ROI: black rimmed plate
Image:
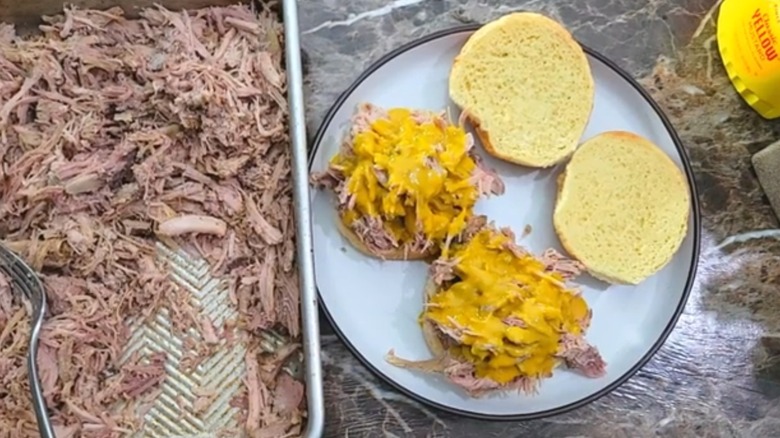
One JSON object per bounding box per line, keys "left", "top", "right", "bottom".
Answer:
{"left": 308, "top": 25, "right": 700, "bottom": 420}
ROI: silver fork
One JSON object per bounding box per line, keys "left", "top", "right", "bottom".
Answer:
{"left": 0, "top": 244, "right": 56, "bottom": 438}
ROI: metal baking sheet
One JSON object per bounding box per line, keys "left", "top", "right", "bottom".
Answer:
{"left": 0, "top": 1, "right": 324, "bottom": 436}
{"left": 281, "top": 0, "right": 325, "bottom": 435}
{"left": 122, "top": 244, "right": 249, "bottom": 437}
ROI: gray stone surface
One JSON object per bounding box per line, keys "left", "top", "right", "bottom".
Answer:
{"left": 297, "top": 0, "right": 780, "bottom": 436}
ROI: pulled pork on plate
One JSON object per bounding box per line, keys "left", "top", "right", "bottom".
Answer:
{"left": 310, "top": 103, "right": 505, "bottom": 260}
{"left": 387, "top": 222, "right": 605, "bottom": 396}
{"left": 0, "top": 4, "right": 304, "bottom": 437}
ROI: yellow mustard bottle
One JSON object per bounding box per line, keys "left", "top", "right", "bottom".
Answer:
{"left": 718, "top": 0, "right": 780, "bottom": 119}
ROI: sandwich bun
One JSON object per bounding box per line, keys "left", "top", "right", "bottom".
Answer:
{"left": 336, "top": 218, "right": 437, "bottom": 261}
{"left": 420, "top": 277, "right": 447, "bottom": 357}
{"left": 449, "top": 12, "right": 594, "bottom": 168}
{"left": 553, "top": 131, "right": 690, "bottom": 285}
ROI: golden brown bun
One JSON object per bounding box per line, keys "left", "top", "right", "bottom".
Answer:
{"left": 336, "top": 217, "right": 437, "bottom": 261}
{"left": 449, "top": 12, "right": 594, "bottom": 168}
{"left": 420, "top": 277, "right": 447, "bottom": 357}
{"left": 468, "top": 119, "right": 530, "bottom": 166}
{"left": 553, "top": 131, "right": 690, "bottom": 285}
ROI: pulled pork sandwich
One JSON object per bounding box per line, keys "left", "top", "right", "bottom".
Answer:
{"left": 311, "top": 103, "right": 504, "bottom": 260}
{"left": 388, "top": 221, "right": 605, "bottom": 396}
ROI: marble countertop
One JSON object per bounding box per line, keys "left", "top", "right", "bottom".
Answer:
{"left": 297, "top": 0, "right": 780, "bottom": 436}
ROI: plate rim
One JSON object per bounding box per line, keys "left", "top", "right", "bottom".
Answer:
{"left": 308, "top": 23, "right": 702, "bottom": 421}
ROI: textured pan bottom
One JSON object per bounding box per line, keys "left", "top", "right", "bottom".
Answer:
{"left": 121, "top": 244, "right": 245, "bottom": 437}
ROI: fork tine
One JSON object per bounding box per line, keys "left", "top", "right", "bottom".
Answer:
{"left": 0, "top": 251, "right": 14, "bottom": 272}
{"left": 0, "top": 245, "right": 38, "bottom": 282}
{"left": 0, "top": 247, "right": 42, "bottom": 304}
{"left": 0, "top": 244, "right": 34, "bottom": 274}
{"left": 0, "top": 243, "right": 18, "bottom": 260}
{"left": 0, "top": 251, "right": 34, "bottom": 287}
{"left": 1, "top": 256, "right": 34, "bottom": 283}
{"left": 0, "top": 244, "right": 54, "bottom": 438}
{"left": 12, "top": 267, "right": 41, "bottom": 294}
{"left": 3, "top": 266, "right": 35, "bottom": 301}
{"left": 0, "top": 266, "right": 31, "bottom": 301}
{"left": 14, "top": 275, "right": 37, "bottom": 302}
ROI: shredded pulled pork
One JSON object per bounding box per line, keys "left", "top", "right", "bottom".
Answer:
{"left": 471, "top": 154, "right": 505, "bottom": 196}
{"left": 311, "top": 103, "right": 504, "bottom": 256}
{"left": 387, "top": 322, "right": 606, "bottom": 396}
{"left": 429, "top": 258, "right": 458, "bottom": 285}
{"left": 557, "top": 333, "right": 606, "bottom": 378}
{"left": 540, "top": 248, "right": 586, "bottom": 281}
{"left": 388, "top": 225, "right": 605, "bottom": 396}
{"left": 350, "top": 215, "right": 399, "bottom": 252}
{"left": 0, "top": 5, "right": 304, "bottom": 436}
{"left": 158, "top": 214, "right": 228, "bottom": 237}
{"left": 386, "top": 350, "right": 539, "bottom": 397}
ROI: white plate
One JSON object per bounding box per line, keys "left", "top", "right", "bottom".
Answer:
{"left": 308, "top": 26, "right": 700, "bottom": 420}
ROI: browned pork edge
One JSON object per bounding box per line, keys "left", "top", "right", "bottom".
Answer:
{"left": 389, "top": 227, "right": 605, "bottom": 396}
{"left": 310, "top": 103, "right": 506, "bottom": 256}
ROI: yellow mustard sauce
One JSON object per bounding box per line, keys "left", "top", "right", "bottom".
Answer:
{"left": 422, "top": 229, "right": 591, "bottom": 384}
{"left": 718, "top": 0, "right": 780, "bottom": 119}
{"left": 330, "top": 108, "right": 478, "bottom": 244}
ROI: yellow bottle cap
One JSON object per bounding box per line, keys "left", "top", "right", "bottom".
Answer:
{"left": 717, "top": 0, "right": 780, "bottom": 119}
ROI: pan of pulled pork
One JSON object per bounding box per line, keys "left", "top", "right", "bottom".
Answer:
{"left": 0, "top": 1, "right": 323, "bottom": 437}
